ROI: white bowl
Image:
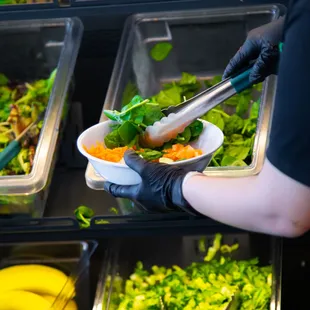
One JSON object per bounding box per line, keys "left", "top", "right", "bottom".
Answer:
{"left": 77, "top": 120, "right": 224, "bottom": 185}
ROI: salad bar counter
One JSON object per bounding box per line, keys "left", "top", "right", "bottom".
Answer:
{"left": 1, "top": 0, "right": 309, "bottom": 309}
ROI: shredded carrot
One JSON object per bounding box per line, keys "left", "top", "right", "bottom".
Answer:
{"left": 163, "top": 144, "right": 202, "bottom": 161}
{"left": 84, "top": 142, "right": 130, "bottom": 163}
{"left": 85, "top": 142, "right": 202, "bottom": 163}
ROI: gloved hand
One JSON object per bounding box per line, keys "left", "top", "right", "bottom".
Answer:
{"left": 103, "top": 150, "right": 201, "bottom": 215}
{"left": 222, "top": 17, "right": 285, "bottom": 84}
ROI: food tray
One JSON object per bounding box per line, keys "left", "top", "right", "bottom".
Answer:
{"left": 0, "top": 240, "right": 97, "bottom": 310}
{"left": 93, "top": 233, "right": 282, "bottom": 310}
{"left": 85, "top": 5, "right": 284, "bottom": 190}
{"left": 0, "top": 18, "right": 83, "bottom": 216}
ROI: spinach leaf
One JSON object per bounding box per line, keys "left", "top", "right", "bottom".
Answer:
{"left": 174, "top": 127, "right": 191, "bottom": 144}
{"left": 150, "top": 42, "right": 173, "bottom": 61}
{"left": 236, "top": 95, "right": 250, "bottom": 116}
{"left": 104, "top": 129, "right": 123, "bottom": 149}
{"left": 138, "top": 149, "right": 163, "bottom": 161}
{"left": 223, "top": 114, "right": 244, "bottom": 136}
{"left": 188, "top": 120, "right": 204, "bottom": 140}
{"left": 104, "top": 96, "right": 147, "bottom": 123}
{"left": 250, "top": 100, "right": 260, "bottom": 119}
{"left": 143, "top": 104, "right": 165, "bottom": 126}
{"left": 180, "top": 72, "right": 197, "bottom": 85}
{"left": 153, "top": 86, "right": 182, "bottom": 108}
{"left": 202, "top": 110, "right": 225, "bottom": 131}
{"left": 118, "top": 121, "right": 139, "bottom": 145}
{"left": 221, "top": 155, "right": 247, "bottom": 167}
{"left": 224, "top": 145, "right": 250, "bottom": 161}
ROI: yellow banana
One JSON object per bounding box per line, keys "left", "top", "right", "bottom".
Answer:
{"left": 0, "top": 265, "right": 75, "bottom": 298}
{"left": 0, "top": 290, "right": 50, "bottom": 310}
{"left": 41, "top": 295, "right": 78, "bottom": 310}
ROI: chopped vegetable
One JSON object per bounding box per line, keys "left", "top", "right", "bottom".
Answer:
{"left": 105, "top": 234, "right": 272, "bottom": 310}
{"left": 162, "top": 144, "right": 202, "bottom": 162}
{"left": 74, "top": 205, "right": 94, "bottom": 229}
{"left": 85, "top": 143, "right": 130, "bottom": 163}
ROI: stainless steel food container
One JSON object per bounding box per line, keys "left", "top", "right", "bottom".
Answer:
{"left": 0, "top": 18, "right": 83, "bottom": 216}
{"left": 85, "top": 5, "right": 284, "bottom": 190}
{"left": 93, "top": 233, "right": 282, "bottom": 310}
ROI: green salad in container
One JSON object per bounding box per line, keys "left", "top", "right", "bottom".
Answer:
{"left": 103, "top": 234, "right": 272, "bottom": 310}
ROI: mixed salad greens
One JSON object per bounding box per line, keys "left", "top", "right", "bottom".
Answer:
{"left": 103, "top": 233, "right": 272, "bottom": 310}
{"left": 103, "top": 90, "right": 204, "bottom": 161}
{"left": 120, "top": 72, "right": 262, "bottom": 167}
{"left": 0, "top": 70, "right": 56, "bottom": 176}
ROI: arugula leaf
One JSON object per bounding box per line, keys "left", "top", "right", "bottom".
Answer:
{"left": 150, "top": 42, "right": 173, "bottom": 61}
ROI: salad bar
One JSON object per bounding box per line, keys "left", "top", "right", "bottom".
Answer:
{"left": 1, "top": 1, "right": 309, "bottom": 310}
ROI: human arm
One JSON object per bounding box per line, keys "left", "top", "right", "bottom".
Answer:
{"left": 183, "top": 160, "right": 310, "bottom": 237}
{"left": 104, "top": 4, "right": 310, "bottom": 237}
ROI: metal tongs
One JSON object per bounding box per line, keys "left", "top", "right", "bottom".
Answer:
{"left": 142, "top": 67, "right": 254, "bottom": 148}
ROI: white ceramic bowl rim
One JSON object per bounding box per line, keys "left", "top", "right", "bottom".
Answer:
{"left": 77, "top": 119, "right": 224, "bottom": 168}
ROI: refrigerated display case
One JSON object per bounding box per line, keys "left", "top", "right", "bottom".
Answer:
{"left": 93, "top": 233, "right": 282, "bottom": 310}
{"left": 0, "top": 18, "right": 83, "bottom": 217}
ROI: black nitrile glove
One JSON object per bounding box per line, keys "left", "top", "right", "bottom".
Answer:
{"left": 223, "top": 17, "right": 285, "bottom": 84}
{"left": 103, "top": 150, "right": 200, "bottom": 215}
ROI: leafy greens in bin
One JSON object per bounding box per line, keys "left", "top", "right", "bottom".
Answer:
{"left": 103, "top": 233, "right": 273, "bottom": 310}
{"left": 0, "top": 70, "right": 56, "bottom": 176}
{"left": 126, "top": 72, "right": 261, "bottom": 167}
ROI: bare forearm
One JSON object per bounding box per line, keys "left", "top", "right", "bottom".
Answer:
{"left": 182, "top": 160, "right": 310, "bottom": 236}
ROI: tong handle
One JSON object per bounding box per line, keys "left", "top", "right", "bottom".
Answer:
{"left": 230, "top": 68, "right": 252, "bottom": 93}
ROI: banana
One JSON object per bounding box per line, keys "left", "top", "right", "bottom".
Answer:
{"left": 41, "top": 295, "right": 78, "bottom": 310}
{"left": 0, "top": 290, "right": 50, "bottom": 310}
{"left": 0, "top": 265, "right": 75, "bottom": 298}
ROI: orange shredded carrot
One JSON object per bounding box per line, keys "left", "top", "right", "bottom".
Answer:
{"left": 163, "top": 144, "right": 202, "bottom": 161}
{"left": 84, "top": 142, "right": 130, "bottom": 163}
{"left": 85, "top": 142, "right": 202, "bottom": 163}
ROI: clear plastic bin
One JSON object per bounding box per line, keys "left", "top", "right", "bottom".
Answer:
{"left": 86, "top": 5, "right": 285, "bottom": 190}
{"left": 0, "top": 18, "right": 83, "bottom": 217}
{"left": 0, "top": 240, "right": 97, "bottom": 310}
{"left": 93, "top": 233, "right": 282, "bottom": 310}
